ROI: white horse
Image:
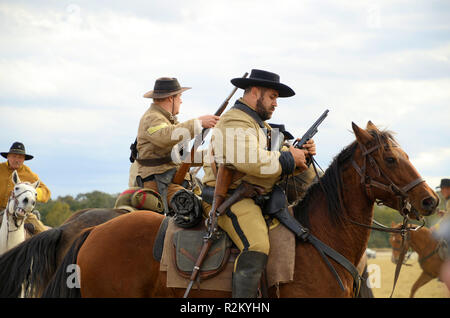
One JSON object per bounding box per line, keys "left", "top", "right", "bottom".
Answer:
{"left": 0, "top": 170, "right": 39, "bottom": 255}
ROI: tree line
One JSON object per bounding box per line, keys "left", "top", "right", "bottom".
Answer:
{"left": 35, "top": 190, "right": 445, "bottom": 248}
{"left": 36, "top": 191, "right": 118, "bottom": 227}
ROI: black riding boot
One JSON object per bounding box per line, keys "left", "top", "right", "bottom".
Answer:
{"left": 232, "top": 251, "right": 268, "bottom": 298}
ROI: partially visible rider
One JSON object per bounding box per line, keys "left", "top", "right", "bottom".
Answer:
{"left": 0, "top": 142, "right": 51, "bottom": 234}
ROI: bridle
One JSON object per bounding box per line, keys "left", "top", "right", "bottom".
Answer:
{"left": 351, "top": 141, "right": 425, "bottom": 216}
{"left": 349, "top": 138, "right": 426, "bottom": 297}
{"left": 5, "top": 187, "right": 36, "bottom": 230}
{"left": 284, "top": 132, "right": 428, "bottom": 297}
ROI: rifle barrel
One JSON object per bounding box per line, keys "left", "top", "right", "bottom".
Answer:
{"left": 294, "top": 109, "right": 329, "bottom": 149}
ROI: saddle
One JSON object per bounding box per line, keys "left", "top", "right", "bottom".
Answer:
{"left": 172, "top": 226, "right": 234, "bottom": 280}
{"left": 156, "top": 216, "right": 296, "bottom": 292}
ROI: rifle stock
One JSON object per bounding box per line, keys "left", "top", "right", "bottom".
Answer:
{"left": 172, "top": 72, "right": 249, "bottom": 185}
{"left": 183, "top": 164, "right": 234, "bottom": 298}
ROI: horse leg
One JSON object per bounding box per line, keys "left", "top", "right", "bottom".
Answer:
{"left": 409, "top": 271, "right": 433, "bottom": 298}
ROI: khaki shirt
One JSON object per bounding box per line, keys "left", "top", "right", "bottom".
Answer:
{"left": 203, "top": 99, "right": 287, "bottom": 194}
{"left": 0, "top": 161, "right": 51, "bottom": 210}
{"left": 136, "top": 103, "right": 201, "bottom": 178}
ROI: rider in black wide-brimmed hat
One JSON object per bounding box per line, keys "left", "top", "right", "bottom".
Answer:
{"left": 1, "top": 142, "right": 34, "bottom": 161}
{"left": 201, "top": 69, "right": 316, "bottom": 298}
{"left": 0, "top": 141, "right": 51, "bottom": 234}
{"left": 231, "top": 69, "right": 295, "bottom": 98}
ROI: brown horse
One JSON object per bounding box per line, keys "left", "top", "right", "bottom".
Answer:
{"left": 0, "top": 207, "right": 130, "bottom": 297}
{"left": 389, "top": 222, "right": 445, "bottom": 297}
{"left": 43, "top": 122, "right": 439, "bottom": 298}
{"left": 0, "top": 175, "right": 323, "bottom": 298}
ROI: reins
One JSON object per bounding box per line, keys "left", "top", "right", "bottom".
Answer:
{"left": 284, "top": 158, "right": 362, "bottom": 297}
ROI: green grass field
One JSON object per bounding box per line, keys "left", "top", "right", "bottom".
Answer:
{"left": 366, "top": 249, "right": 449, "bottom": 298}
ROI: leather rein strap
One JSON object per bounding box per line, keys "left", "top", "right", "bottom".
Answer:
{"left": 295, "top": 223, "right": 362, "bottom": 297}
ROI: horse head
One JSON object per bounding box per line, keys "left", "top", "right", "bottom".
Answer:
{"left": 351, "top": 121, "right": 439, "bottom": 218}
{"left": 7, "top": 171, "right": 39, "bottom": 223}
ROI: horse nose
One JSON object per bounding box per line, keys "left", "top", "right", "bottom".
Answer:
{"left": 23, "top": 198, "right": 29, "bottom": 204}
{"left": 421, "top": 196, "right": 437, "bottom": 213}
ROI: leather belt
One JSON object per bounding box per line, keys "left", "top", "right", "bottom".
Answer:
{"left": 136, "top": 155, "right": 172, "bottom": 167}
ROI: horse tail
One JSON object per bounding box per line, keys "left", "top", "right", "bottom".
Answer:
{"left": 0, "top": 228, "right": 63, "bottom": 298}
{"left": 42, "top": 227, "right": 93, "bottom": 298}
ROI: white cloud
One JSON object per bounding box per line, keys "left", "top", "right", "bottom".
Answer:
{"left": 0, "top": 0, "right": 449, "bottom": 197}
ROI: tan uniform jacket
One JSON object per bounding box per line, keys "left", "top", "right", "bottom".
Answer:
{"left": 136, "top": 103, "right": 201, "bottom": 178}
{"left": 0, "top": 161, "right": 51, "bottom": 210}
{"left": 203, "top": 99, "right": 296, "bottom": 194}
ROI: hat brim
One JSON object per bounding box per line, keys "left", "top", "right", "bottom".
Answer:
{"left": 231, "top": 78, "right": 295, "bottom": 97}
{"left": 143, "top": 87, "right": 191, "bottom": 99}
{"left": 1, "top": 152, "right": 33, "bottom": 160}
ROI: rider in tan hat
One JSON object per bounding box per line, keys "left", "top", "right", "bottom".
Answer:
{"left": 136, "top": 77, "right": 219, "bottom": 215}
{"left": 0, "top": 142, "right": 51, "bottom": 234}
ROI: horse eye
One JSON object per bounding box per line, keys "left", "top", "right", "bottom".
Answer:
{"left": 15, "top": 187, "right": 19, "bottom": 191}
{"left": 385, "top": 157, "right": 396, "bottom": 164}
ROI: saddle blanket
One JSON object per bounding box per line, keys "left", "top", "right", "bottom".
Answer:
{"left": 160, "top": 217, "right": 296, "bottom": 292}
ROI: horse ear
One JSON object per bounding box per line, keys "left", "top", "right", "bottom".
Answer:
{"left": 11, "top": 170, "right": 21, "bottom": 185}
{"left": 366, "top": 120, "right": 380, "bottom": 133}
{"left": 352, "top": 122, "right": 374, "bottom": 145}
{"left": 32, "top": 180, "right": 40, "bottom": 189}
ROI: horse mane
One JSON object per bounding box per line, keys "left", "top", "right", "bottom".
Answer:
{"left": 294, "top": 128, "right": 397, "bottom": 228}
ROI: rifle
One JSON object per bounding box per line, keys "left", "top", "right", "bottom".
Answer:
{"left": 292, "top": 109, "right": 329, "bottom": 149}
{"left": 172, "top": 72, "right": 249, "bottom": 185}
{"left": 183, "top": 165, "right": 263, "bottom": 298}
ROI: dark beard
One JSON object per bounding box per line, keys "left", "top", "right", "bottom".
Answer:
{"left": 255, "top": 97, "right": 271, "bottom": 121}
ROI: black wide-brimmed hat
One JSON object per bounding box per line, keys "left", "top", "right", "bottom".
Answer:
{"left": 231, "top": 69, "right": 295, "bottom": 97}
{"left": 1, "top": 142, "right": 34, "bottom": 160}
{"left": 143, "top": 77, "right": 191, "bottom": 99}
{"left": 269, "top": 123, "right": 295, "bottom": 140}
{"left": 437, "top": 178, "right": 450, "bottom": 189}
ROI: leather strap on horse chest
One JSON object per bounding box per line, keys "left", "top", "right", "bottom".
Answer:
{"left": 299, "top": 228, "right": 362, "bottom": 297}
{"left": 270, "top": 207, "right": 362, "bottom": 296}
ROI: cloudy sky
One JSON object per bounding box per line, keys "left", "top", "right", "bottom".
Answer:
{"left": 1, "top": 0, "right": 449, "bottom": 198}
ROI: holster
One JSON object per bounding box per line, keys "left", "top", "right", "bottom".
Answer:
{"left": 262, "top": 184, "right": 309, "bottom": 241}
{"left": 153, "top": 168, "right": 177, "bottom": 215}
{"left": 201, "top": 182, "right": 264, "bottom": 215}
